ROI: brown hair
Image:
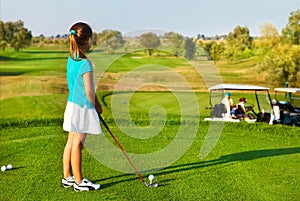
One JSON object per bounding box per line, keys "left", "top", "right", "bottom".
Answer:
{"left": 239, "top": 97, "right": 246, "bottom": 102}
{"left": 69, "top": 22, "right": 93, "bottom": 60}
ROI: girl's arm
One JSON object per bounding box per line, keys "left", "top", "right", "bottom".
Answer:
{"left": 83, "top": 72, "right": 102, "bottom": 114}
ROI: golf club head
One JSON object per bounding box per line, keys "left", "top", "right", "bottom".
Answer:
{"left": 144, "top": 181, "right": 159, "bottom": 187}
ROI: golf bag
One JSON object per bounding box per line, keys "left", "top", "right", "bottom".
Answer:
{"left": 211, "top": 104, "right": 226, "bottom": 118}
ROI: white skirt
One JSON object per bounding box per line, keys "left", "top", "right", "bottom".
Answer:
{"left": 63, "top": 102, "right": 102, "bottom": 134}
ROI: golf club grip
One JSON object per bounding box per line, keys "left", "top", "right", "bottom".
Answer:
{"left": 99, "top": 115, "right": 145, "bottom": 183}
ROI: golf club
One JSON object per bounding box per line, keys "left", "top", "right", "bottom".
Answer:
{"left": 99, "top": 115, "right": 159, "bottom": 188}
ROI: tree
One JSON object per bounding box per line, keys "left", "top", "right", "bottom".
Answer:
{"left": 0, "top": 41, "right": 7, "bottom": 51}
{"left": 0, "top": 20, "right": 32, "bottom": 51}
{"left": 183, "top": 37, "right": 196, "bottom": 60}
{"left": 10, "top": 22, "right": 32, "bottom": 51}
{"left": 257, "top": 43, "right": 300, "bottom": 87}
{"left": 0, "top": 20, "right": 7, "bottom": 51}
{"left": 255, "top": 23, "right": 280, "bottom": 53}
{"left": 196, "top": 33, "right": 206, "bottom": 40}
{"left": 162, "top": 32, "right": 184, "bottom": 56}
{"left": 210, "top": 42, "right": 225, "bottom": 63}
{"left": 225, "top": 25, "right": 252, "bottom": 61}
{"left": 199, "top": 40, "right": 214, "bottom": 59}
{"left": 256, "top": 9, "right": 300, "bottom": 87}
{"left": 97, "top": 30, "right": 124, "bottom": 54}
{"left": 92, "top": 32, "right": 98, "bottom": 45}
{"left": 139, "top": 32, "right": 161, "bottom": 56}
{"left": 282, "top": 9, "right": 300, "bottom": 45}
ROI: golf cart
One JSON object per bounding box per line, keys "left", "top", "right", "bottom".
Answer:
{"left": 271, "top": 88, "right": 300, "bottom": 127}
{"left": 204, "top": 84, "right": 272, "bottom": 123}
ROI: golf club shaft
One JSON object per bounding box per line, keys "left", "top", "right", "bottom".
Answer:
{"left": 99, "top": 115, "right": 145, "bottom": 183}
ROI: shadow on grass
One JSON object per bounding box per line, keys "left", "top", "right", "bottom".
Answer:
{"left": 10, "top": 166, "right": 26, "bottom": 171}
{"left": 93, "top": 175, "right": 174, "bottom": 189}
{"left": 0, "top": 55, "right": 65, "bottom": 62}
{"left": 0, "top": 71, "right": 27, "bottom": 76}
{"left": 158, "top": 147, "right": 300, "bottom": 176}
{"left": 21, "top": 50, "right": 69, "bottom": 54}
{"left": 0, "top": 69, "right": 46, "bottom": 76}
{"left": 20, "top": 49, "right": 103, "bottom": 54}
{"left": 96, "top": 147, "right": 300, "bottom": 188}
{"left": 0, "top": 68, "right": 61, "bottom": 76}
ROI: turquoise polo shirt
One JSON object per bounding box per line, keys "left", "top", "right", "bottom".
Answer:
{"left": 66, "top": 57, "right": 94, "bottom": 109}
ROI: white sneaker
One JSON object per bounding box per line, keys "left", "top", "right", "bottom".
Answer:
{"left": 61, "top": 176, "right": 75, "bottom": 188}
{"left": 73, "top": 178, "right": 100, "bottom": 192}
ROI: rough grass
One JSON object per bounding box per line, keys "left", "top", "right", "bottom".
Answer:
{"left": 0, "top": 47, "right": 67, "bottom": 100}
{"left": 0, "top": 46, "right": 272, "bottom": 101}
{"left": 216, "top": 55, "right": 267, "bottom": 86}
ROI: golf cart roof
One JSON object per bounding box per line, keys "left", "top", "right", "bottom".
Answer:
{"left": 209, "top": 84, "right": 270, "bottom": 91}
{"left": 274, "top": 88, "right": 300, "bottom": 94}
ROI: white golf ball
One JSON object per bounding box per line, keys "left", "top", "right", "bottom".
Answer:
{"left": 7, "top": 164, "right": 12, "bottom": 170}
{"left": 148, "top": 175, "right": 154, "bottom": 180}
{"left": 1, "top": 166, "right": 6, "bottom": 172}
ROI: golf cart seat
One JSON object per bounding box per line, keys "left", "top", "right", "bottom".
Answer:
{"left": 211, "top": 104, "right": 226, "bottom": 118}
{"left": 278, "top": 101, "right": 294, "bottom": 112}
{"left": 235, "top": 105, "right": 247, "bottom": 119}
{"left": 235, "top": 105, "right": 245, "bottom": 115}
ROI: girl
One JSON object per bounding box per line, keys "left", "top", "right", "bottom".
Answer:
{"left": 61, "top": 22, "right": 102, "bottom": 192}
{"left": 235, "top": 97, "right": 248, "bottom": 119}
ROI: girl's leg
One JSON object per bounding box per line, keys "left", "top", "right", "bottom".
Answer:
{"left": 71, "top": 133, "right": 87, "bottom": 184}
{"left": 63, "top": 132, "right": 74, "bottom": 179}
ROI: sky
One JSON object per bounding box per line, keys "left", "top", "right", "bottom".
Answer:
{"left": 1, "top": 0, "right": 299, "bottom": 37}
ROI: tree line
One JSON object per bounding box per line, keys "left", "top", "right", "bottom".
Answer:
{"left": 1, "top": 9, "right": 299, "bottom": 87}
{"left": 0, "top": 20, "right": 32, "bottom": 51}
{"left": 202, "top": 9, "right": 300, "bottom": 87}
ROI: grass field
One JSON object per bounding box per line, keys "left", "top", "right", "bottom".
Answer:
{"left": 0, "top": 46, "right": 299, "bottom": 200}
{"left": 1, "top": 116, "right": 299, "bottom": 200}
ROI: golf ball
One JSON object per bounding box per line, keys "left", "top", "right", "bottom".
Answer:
{"left": 7, "top": 164, "right": 12, "bottom": 170}
{"left": 148, "top": 175, "right": 154, "bottom": 180}
{"left": 1, "top": 166, "right": 6, "bottom": 172}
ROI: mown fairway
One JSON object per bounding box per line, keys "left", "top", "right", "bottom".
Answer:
{"left": 0, "top": 47, "right": 299, "bottom": 200}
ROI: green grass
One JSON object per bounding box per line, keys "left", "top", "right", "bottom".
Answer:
{"left": 0, "top": 47, "right": 67, "bottom": 76}
{"left": 0, "top": 91, "right": 299, "bottom": 200}
{"left": 107, "top": 50, "right": 190, "bottom": 72}
{"left": 1, "top": 119, "right": 299, "bottom": 200}
{"left": 0, "top": 94, "right": 67, "bottom": 118}
{"left": 0, "top": 46, "right": 300, "bottom": 200}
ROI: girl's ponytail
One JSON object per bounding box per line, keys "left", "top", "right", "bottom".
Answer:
{"left": 68, "top": 22, "right": 93, "bottom": 60}
{"left": 69, "top": 31, "right": 80, "bottom": 59}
